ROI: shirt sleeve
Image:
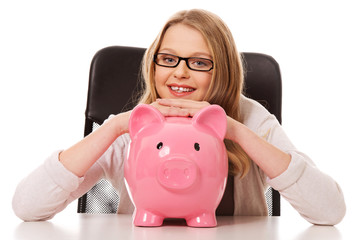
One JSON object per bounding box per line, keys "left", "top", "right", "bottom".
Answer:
{"left": 12, "top": 150, "right": 104, "bottom": 221}
{"left": 261, "top": 114, "right": 346, "bottom": 225}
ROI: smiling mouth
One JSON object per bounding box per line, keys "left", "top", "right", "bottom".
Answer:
{"left": 169, "top": 86, "right": 195, "bottom": 93}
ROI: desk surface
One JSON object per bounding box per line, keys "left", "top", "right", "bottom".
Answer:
{"left": 12, "top": 213, "right": 353, "bottom": 240}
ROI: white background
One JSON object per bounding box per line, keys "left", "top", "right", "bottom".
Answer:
{"left": 1, "top": 0, "right": 359, "bottom": 238}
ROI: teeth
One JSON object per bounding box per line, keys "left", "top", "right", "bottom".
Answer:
{"left": 170, "top": 86, "right": 194, "bottom": 93}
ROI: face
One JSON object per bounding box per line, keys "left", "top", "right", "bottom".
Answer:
{"left": 154, "top": 24, "right": 213, "bottom": 101}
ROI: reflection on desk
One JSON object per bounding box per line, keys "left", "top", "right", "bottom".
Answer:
{"left": 14, "top": 214, "right": 342, "bottom": 240}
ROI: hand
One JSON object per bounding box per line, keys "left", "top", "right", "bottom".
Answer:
{"left": 151, "top": 98, "right": 210, "bottom": 117}
{"left": 153, "top": 99, "right": 238, "bottom": 141}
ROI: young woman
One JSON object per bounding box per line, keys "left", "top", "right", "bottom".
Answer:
{"left": 13, "top": 9, "right": 345, "bottom": 225}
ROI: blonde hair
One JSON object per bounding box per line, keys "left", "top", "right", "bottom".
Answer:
{"left": 138, "top": 9, "right": 250, "bottom": 177}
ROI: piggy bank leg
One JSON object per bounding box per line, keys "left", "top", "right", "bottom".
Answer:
{"left": 133, "top": 209, "right": 164, "bottom": 227}
{"left": 186, "top": 212, "right": 217, "bottom": 227}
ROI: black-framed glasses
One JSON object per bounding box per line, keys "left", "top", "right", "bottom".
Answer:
{"left": 154, "top": 53, "right": 214, "bottom": 72}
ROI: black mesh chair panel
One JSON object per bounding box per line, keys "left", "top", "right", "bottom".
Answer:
{"left": 77, "top": 46, "right": 282, "bottom": 216}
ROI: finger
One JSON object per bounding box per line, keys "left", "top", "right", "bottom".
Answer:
{"left": 156, "top": 98, "right": 198, "bottom": 107}
{"left": 156, "top": 98, "right": 210, "bottom": 109}
{"left": 151, "top": 102, "right": 190, "bottom": 117}
{"left": 163, "top": 107, "right": 191, "bottom": 117}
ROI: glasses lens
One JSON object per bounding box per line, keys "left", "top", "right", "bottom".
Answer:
{"left": 188, "top": 58, "right": 213, "bottom": 71}
{"left": 156, "top": 54, "right": 179, "bottom": 67}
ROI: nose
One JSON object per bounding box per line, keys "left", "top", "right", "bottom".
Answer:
{"left": 173, "top": 60, "right": 190, "bottom": 79}
{"left": 157, "top": 158, "right": 197, "bottom": 190}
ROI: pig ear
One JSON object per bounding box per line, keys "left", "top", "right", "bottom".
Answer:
{"left": 192, "top": 105, "right": 227, "bottom": 139}
{"left": 129, "top": 104, "right": 165, "bottom": 138}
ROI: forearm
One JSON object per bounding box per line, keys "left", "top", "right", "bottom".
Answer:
{"left": 227, "top": 117, "right": 291, "bottom": 179}
{"left": 13, "top": 150, "right": 104, "bottom": 221}
{"left": 268, "top": 152, "right": 346, "bottom": 225}
{"left": 60, "top": 111, "right": 130, "bottom": 177}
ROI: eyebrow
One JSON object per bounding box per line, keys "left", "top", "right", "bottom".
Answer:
{"left": 158, "top": 48, "right": 213, "bottom": 59}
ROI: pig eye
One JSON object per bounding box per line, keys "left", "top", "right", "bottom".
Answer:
{"left": 194, "top": 142, "right": 200, "bottom": 151}
{"left": 157, "top": 142, "right": 163, "bottom": 150}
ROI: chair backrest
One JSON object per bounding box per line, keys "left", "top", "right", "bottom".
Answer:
{"left": 77, "top": 46, "right": 282, "bottom": 216}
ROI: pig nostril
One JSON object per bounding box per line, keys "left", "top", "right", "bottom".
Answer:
{"left": 184, "top": 168, "right": 190, "bottom": 178}
{"left": 164, "top": 169, "right": 170, "bottom": 178}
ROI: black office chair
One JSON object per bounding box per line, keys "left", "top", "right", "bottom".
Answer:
{"left": 77, "top": 46, "right": 282, "bottom": 216}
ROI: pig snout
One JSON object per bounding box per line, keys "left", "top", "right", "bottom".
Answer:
{"left": 157, "top": 158, "right": 198, "bottom": 190}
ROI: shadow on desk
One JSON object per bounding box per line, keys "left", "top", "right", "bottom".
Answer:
{"left": 13, "top": 214, "right": 342, "bottom": 240}
{"left": 15, "top": 221, "right": 77, "bottom": 240}
{"left": 294, "top": 225, "right": 341, "bottom": 240}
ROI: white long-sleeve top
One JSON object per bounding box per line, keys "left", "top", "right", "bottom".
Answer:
{"left": 12, "top": 96, "right": 346, "bottom": 225}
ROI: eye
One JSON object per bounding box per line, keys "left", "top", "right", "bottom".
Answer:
{"left": 189, "top": 58, "right": 212, "bottom": 69}
{"left": 164, "top": 57, "right": 176, "bottom": 63}
{"left": 158, "top": 54, "right": 178, "bottom": 65}
{"left": 194, "top": 143, "right": 200, "bottom": 151}
{"left": 193, "top": 60, "right": 207, "bottom": 66}
{"left": 157, "top": 142, "right": 163, "bottom": 150}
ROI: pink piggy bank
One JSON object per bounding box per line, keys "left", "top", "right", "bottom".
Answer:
{"left": 124, "top": 104, "right": 228, "bottom": 227}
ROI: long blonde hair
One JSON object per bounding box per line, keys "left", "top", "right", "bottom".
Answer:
{"left": 138, "top": 9, "right": 250, "bottom": 177}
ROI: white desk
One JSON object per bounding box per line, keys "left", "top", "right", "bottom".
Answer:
{"left": 12, "top": 214, "right": 350, "bottom": 240}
